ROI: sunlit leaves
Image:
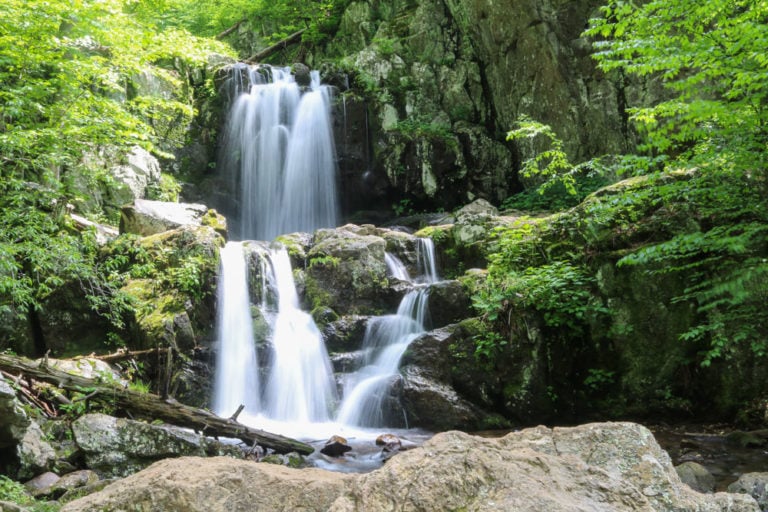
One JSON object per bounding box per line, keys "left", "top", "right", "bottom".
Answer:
{"left": 0, "top": 0, "right": 232, "bottom": 179}
{"left": 585, "top": 0, "right": 768, "bottom": 171}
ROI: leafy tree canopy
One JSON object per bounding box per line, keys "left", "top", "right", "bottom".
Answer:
{"left": 0, "top": 0, "right": 231, "bottom": 348}
{"left": 126, "top": 0, "right": 347, "bottom": 48}
{"left": 585, "top": 0, "right": 768, "bottom": 171}
{"left": 0, "top": 0, "right": 232, "bottom": 181}
{"left": 480, "top": 0, "right": 768, "bottom": 374}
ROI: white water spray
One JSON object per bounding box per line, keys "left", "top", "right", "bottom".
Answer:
{"left": 212, "top": 242, "right": 260, "bottom": 417}
{"left": 261, "top": 248, "right": 338, "bottom": 422}
{"left": 220, "top": 65, "right": 338, "bottom": 241}
{"left": 336, "top": 239, "right": 439, "bottom": 427}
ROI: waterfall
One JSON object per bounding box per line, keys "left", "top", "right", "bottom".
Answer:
{"left": 213, "top": 63, "right": 341, "bottom": 436}
{"left": 212, "top": 242, "right": 260, "bottom": 417}
{"left": 213, "top": 63, "right": 439, "bottom": 445}
{"left": 385, "top": 252, "right": 410, "bottom": 282}
{"left": 335, "top": 239, "right": 439, "bottom": 427}
{"left": 219, "top": 64, "right": 339, "bottom": 241}
{"left": 261, "top": 248, "right": 338, "bottom": 423}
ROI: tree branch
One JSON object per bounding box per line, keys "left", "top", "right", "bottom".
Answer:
{"left": 245, "top": 29, "right": 306, "bottom": 64}
{"left": 216, "top": 19, "right": 246, "bottom": 40}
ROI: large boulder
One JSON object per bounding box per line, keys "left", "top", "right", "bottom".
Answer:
{"left": 728, "top": 473, "right": 768, "bottom": 510}
{"left": 423, "top": 279, "right": 471, "bottom": 329}
{"left": 303, "top": 225, "right": 393, "bottom": 315}
{"left": 676, "top": 461, "right": 716, "bottom": 493}
{"left": 0, "top": 377, "right": 31, "bottom": 448}
{"left": 62, "top": 422, "right": 758, "bottom": 512}
{"left": 71, "top": 413, "right": 240, "bottom": 478}
{"left": 0, "top": 377, "right": 56, "bottom": 480}
{"left": 322, "top": 315, "right": 370, "bottom": 354}
{"left": 110, "top": 147, "right": 161, "bottom": 205}
{"left": 16, "top": 422, "right": 58, "bottom": 480}
{"left": 400, "top": 366, "right": 486, "bottom": 431}
{"left": 61, "top": 456, "right": 355, "bottom": 512}
{"left": 117, "top": 225, "right": 223, "bottom": 352}
{"left": 120, "top": 199, "right": 227, "bottom": 238}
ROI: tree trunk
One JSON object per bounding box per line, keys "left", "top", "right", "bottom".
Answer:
{"left": 0, "top": 354, "right": 313, "bottom": 455}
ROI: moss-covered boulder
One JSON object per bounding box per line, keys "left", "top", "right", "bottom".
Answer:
{"left": 71, "top": 413, "right": 240, "bottom": 478}
{"left": 304, "top": 225, "right": 393, "bottom": 315}
{"left": 117, "top": 225, "right": 223, "bottom": 352}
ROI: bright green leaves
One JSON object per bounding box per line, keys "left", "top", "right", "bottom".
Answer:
{"left": 506, "top": 115, "right": 574, "bottom": 194}
{"left": 0, "top": 0, "right": 232, "bottom": 180}
{"left": 582, "top": 0, "right": 768, "bottom": 364}
{"left": 503, "top": 116, "right": 611, "bottom": 211}
{"left": 0, "top": 178, "right": 109, "bottom": 323}
{"left": 0, "top": 0, "right": 233, "bottom": 350}
{"left": 585, "top": 0, "right": 768, "bottom": 170}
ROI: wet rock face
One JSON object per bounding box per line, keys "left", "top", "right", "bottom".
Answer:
{"left": 321, "top": 0, "right": 645, "bottom": 215}
{"left": 62, "top": 422, "right": 760, "bottom": 512}
{"left": 304, "top": 226, "right": 391, "bottom": 315}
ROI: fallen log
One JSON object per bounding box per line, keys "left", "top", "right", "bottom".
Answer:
{"left": 245, "top": 29, "right": 306, "bottom": 63}
{"left": 0, "top": 354, "right": 313, "bottom": 455}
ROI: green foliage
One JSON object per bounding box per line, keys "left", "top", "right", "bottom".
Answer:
{"left": 0, "top": 475, "right": 32, "bottom": 504}
{"left": 585, "top": 0, "right": 768, "bottom": 172}
{"left": 308, "top": 254, "right": 341, "bottom": 269}
{"left": 507, "top": 116, "right": 574, "bottom": 193}
{"left": 147, "top": 174, "right": 182, "bottom": 202}
{"left": 128, "top": 0, "right": 350, "bottom": 50}
{"left": 584, "top": 1, "right": 768, "bottom": 364}
{"left": 0, "top": 178, "right": 131, "bottom": 336}
{"left": 501, "top": 172, "right": 608, "bottom": 212}
{"left": 392, "top": 198, "right": 414, "bottom": 217}
{"left": 390, "top": 120, "right": 458, "bottom": 150}
{"left": 164, "top": 255, "right": 207, "bottom": 300}
{"left": 584, "top": 368, "right": 615, "bottom": 391}
{"left": 0, "top": 479, "right": 60, "bottom": 512}
{"left": 473, "top": 331, "right": 507, "bottom": 365}
{"left": 504, "top": 116, "right": 611, "bottom": 211}
{"left": 0, "top": 0, "right": 231, "bottom": 181}
{"left": 128, "top": 379, "right": 151, "bottom": 393}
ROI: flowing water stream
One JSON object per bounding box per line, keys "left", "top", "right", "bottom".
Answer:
{"left": 212, "top": 65, "right": 434, "bottom": 465}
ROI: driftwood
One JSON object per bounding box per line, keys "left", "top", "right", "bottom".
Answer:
{"left": 246, "top": 29, "right": 306, "bottom": 63}
{"left": 0, "top": 354, "right": 313, "bottom": 455}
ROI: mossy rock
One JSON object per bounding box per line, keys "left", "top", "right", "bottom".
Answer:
{"left": 200, "top": 209, "right": 228, "bottom": 239}
{"left": 304, "top": 226, "right": 393, "bottom": 314}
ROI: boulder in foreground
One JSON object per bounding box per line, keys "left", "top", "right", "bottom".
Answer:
{"left": 62, "top": 422, "right": 758, "bottom": 511}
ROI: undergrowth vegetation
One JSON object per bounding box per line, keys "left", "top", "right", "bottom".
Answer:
{"left": 470, "top": 0, "right": 768, "bottom": 414}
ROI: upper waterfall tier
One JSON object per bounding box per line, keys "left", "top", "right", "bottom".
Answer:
{"left": 219, "top": 64, "right": 339, "bottom": 241}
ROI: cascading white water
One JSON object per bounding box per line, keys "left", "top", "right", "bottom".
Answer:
{"left": 220, "top": 64, "right": 338, "bottom": 241}
{"left": 261, "top": 248, "right": 338, "bottom": 422}
{"left": 214, "top": 63, "right": 341, "bottom": 438}
{"left": 212, "top": 242, "right": 260, "bottom": 417}
{"left": 335, "top": 239, "right": 439, "bottom": 427}
{"left": 214, "top": 64, "right": 440, "bottom": 449}
{"left": 385, "top": 252, "right": 410, "bottom": 281}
